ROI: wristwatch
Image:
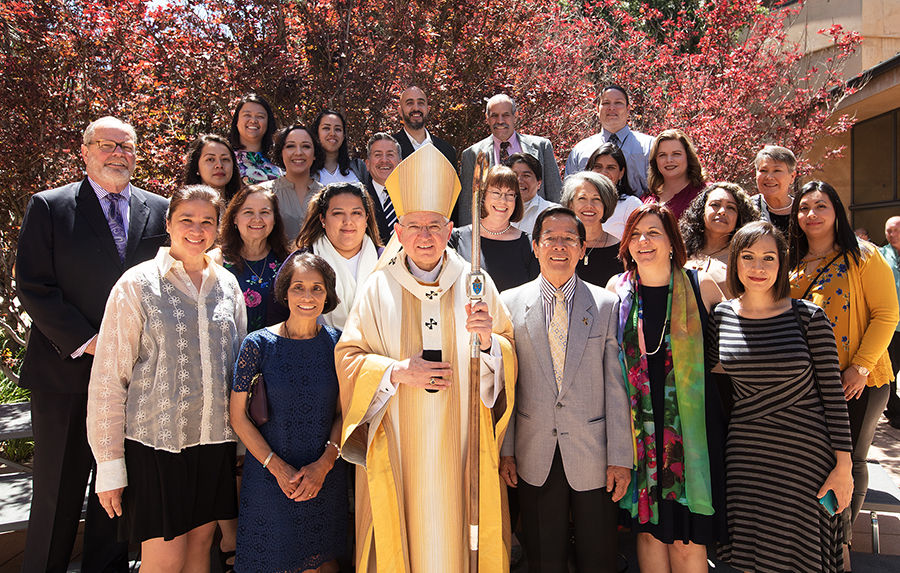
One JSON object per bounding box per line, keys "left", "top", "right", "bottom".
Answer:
{"left": 853, "top": 364, "right": 870, "bottom": 377}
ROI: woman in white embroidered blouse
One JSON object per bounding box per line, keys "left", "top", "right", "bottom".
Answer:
{"left": 87, "top": 185, "right": 247, "bottom": 571}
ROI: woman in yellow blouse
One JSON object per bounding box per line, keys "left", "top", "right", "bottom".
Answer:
{"left": 788, "top": 180, "right": 898, "bottom": 567}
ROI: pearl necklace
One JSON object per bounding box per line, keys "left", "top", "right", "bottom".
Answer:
{"left": 482, "top": 222, "right": 512, "bottom": 236}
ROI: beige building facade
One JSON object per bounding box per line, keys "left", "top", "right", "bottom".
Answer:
{"left": 795, "top": 0, "right": 900, "bottom": 243}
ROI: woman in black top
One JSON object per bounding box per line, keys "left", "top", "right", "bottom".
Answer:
{"left": 560, "top": 171, "right": 622, "bottom": 287}
{"left": 451, "top": 165, "right": 539, "bottom": 291}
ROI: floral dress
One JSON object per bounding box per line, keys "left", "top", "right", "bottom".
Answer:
{"left": 224, "top": 253, "right": 281, "bottom": 331}
{"left": 789, "top": 251, "right": 852, "bottom": 367}
{"left": 235, "top": 150, "right": 283, "bottom": 186}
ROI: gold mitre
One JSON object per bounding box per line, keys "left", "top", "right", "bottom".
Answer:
{"left": 384, "top": 144, "right": 461, "bottom": 219}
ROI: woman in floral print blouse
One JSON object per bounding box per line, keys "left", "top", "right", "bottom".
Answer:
{"left": 219, "top": 186, "right": 291, "bottom": 331}
{"left": 788, "top": 180, "right": 899, "bottom": 571}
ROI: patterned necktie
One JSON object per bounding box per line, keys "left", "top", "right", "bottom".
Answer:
{"left": 609, "top": 133, "right": 621, "bottom": 148}
{"left": 548, "top": 290, "right": 568, "bottom": 391}
{"left": 382, "top": 192, "right": 398, "bottom": 233}
{"left": 499, "top": 141, "right": 511, "bottom": 163}
{"left": 107, "top": 193, "right": 127, "bottom": 262}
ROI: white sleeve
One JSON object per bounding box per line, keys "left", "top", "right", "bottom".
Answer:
{"left": 87, "top": 276, "right": 144, "bottom": 492}
{"left": 479, "top": 334, "right": 505, "bottom": 408}
{"left": 70, "top": 335, "right": 97, "bottom": 359}
{"left": 360, "top": 364, "right": 399, "bottom": 424}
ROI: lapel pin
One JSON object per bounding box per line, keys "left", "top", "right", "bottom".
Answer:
{"left": 582, "top": 317, "right": 588, "bottom": 326}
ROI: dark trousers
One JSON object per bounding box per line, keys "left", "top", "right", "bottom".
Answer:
{"left": 22, "top": 390, "right": 127, "bottom": 573}
{"left": 518, "top": 447, "right": 619, "bottom": 573}
{"left": 884, "top": 331, "right": 900, "bottom": 419}
{"left": 842, "top": 383, "right": 891, "bottom": 543}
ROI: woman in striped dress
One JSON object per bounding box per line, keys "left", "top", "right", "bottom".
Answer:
{"left": 706, "top": 221, "right": 853, "bottom": 572}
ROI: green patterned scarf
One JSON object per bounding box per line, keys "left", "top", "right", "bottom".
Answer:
{"left": 614, "top": 267, "right": 713, "bottom": 524}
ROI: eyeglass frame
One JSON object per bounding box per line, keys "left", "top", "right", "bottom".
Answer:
{"left": 88, "top": 139, "right": 137, "bottom": 155}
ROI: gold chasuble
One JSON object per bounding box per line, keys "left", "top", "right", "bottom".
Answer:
{"left": 336, "top": 247, "right": 516, "bottom": 572}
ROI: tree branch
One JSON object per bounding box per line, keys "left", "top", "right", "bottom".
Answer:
{"left": 0, "top": 317, "right": 25, "bottom": 348}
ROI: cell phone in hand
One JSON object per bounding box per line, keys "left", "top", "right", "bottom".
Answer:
{"left": 422, "top": 349, "right": 441, "bottom": 394}
{"left": 819, "top": 489, "right": 838, "bottom": 516}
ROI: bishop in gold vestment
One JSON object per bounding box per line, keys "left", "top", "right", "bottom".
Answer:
{"left": 336, "top": 145, "right": 517, "bottom": 572}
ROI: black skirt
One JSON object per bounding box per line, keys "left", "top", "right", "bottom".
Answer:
{"left": 120, "top": 439, "right": 237, "bottom": 543}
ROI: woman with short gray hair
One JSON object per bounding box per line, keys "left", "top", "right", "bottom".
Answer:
{"left": 753, "top": 145, "right": 797, "bottom": 235}
{"left": 560, "top": 171, "right": 621, "bottom": 286}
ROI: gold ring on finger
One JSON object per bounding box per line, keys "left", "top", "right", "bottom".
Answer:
{"left": 429, "top": 377, "right": 436, "bottom": 385}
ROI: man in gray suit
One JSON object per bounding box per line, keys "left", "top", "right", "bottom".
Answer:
{"left": 500, "top": 206, "right": 632, "bottom": 573}
{"left": 458, "top": 94, "right": 563, "bottom": 225}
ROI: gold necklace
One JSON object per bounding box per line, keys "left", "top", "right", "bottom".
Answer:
{"left": 645, "top": 318, "right": 669, "bottom": 356}
{"left": 699, "top": 244, "right": 728, "bottom": 259}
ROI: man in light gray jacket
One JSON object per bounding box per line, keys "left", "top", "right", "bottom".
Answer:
{"left": 458, "top": 93, "right": 563, "bottom": 225}
{"left": 500, "top": 206, "right": 632, "bottom": 573}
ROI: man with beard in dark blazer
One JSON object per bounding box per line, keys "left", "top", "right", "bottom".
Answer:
{"left": 16, "top": 116, "right": 169, "bottom": 572}
{"left": 393, "top": 86, "right": 457, "bottom": 169}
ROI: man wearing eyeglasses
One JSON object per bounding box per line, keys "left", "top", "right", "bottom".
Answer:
{"left": 458, "top": 93, "right": 564, "bottom": 226}
{"left": 16, "top": 116, "right": 169, "bottom": 572}
{"left": 499, "top": 206, "right": 632, "bottom": 572}
{"left": 336, "top": 145, "right": 517, "bottom": 572}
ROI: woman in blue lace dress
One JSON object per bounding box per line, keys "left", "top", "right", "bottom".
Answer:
{"left": 219, "top": 186, "right": 290, "bottom": 331}
{"left": 230, "top": 252, "right": 347, "bottom": 572}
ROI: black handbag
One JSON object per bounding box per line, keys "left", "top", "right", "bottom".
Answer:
{"left": 247, "top": 373, "right": 269, "bottom": 426}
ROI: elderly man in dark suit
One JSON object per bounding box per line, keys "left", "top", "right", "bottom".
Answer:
{"left": 500, "top": 206, "right": 632, "bottom": 573}
{"left": 393, "top": 86, "right": 457, "bottom": 168}
{"left": 362, "top": 132, "right": 402, "bottom": 245}
{"left": 16, "top": 116, "right": 169, "bottom": 572}
{"left": 459, "top": 93, "right": 563, "bottom": 226}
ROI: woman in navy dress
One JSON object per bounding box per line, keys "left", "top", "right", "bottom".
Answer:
{"left": 230, "top": 252, "right": 347, "bottom": 572}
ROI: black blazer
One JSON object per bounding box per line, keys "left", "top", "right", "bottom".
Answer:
{"left": 364, "top": 178, "right": 393, "bottom": 246}
{"left": 16, "top": 179, "right": 170, "bottom": 393}
{"left": 392, "top": 129, "right": 458, "bottom": 170}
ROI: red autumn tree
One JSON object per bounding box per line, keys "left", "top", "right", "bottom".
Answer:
{"left": 0, "top": 0, "right": 859, "bottom": 383}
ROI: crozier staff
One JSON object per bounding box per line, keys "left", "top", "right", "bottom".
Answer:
{"left": 336, "top": 144, "right": 517, "bottom": 572}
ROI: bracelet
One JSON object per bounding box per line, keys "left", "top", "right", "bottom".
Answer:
{"left": 262, "top": 451, "right": 275, "bottom": 469}
{"left": 326, "top": 440, "right": 341, "bottom": 456}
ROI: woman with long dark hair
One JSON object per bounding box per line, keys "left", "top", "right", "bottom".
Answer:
{"left": 293, "top": 183, "right": 383, "bottom": 329}
{"left": 256, "top": 125, "right": 325, "bottom": 242}
{"left": 310, "top": 109, "right": 367, "bottom": 185}
{"left": 788, "top": 180, "right": 898, "bottom": 570}
{"left": 680, "top": 182, "right": 759, "bottom": 297}
{"left": 219, "top": 186, "right": 290, "bottom": 332}
{"left": 229, "top": 93, "right": 283, "bottom": 186}
{"left": 182, "top": 133, "right": 242, "bottom": 203}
